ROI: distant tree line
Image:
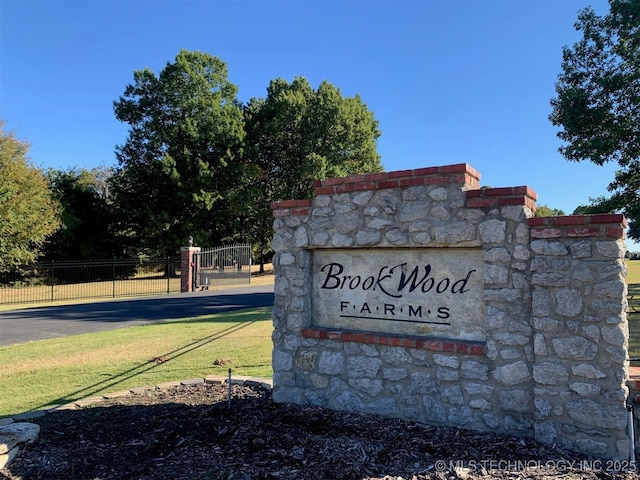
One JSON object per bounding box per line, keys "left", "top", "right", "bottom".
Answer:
{"left": 535, "top": 204, "right": 566, "bottom": 218}
{"left": 0, "top": 50, "right": 383, "bottom": 272}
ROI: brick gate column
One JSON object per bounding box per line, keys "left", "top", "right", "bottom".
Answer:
{"left": 180, "top": 245, "right": 201, "bottom": 293}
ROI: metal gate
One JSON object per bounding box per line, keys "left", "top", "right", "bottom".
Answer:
{"left": 193, "top": 244, "right": 252, "bottom": 290}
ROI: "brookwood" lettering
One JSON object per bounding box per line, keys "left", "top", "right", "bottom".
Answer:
{"left": 319, "top": 262, "right": 476, "bottom": 299}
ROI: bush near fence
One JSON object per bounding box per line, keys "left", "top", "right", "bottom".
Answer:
{"left": 0, "top": 257, "right": 180, "bottom": 305}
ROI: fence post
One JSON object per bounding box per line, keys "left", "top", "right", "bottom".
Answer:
{"left": 112, "top": 258, "right": 116, "bottom": 298}
{"left": 191, "top": 253, "right": 198, "bottom": 291}
{"left": 50, "top": 260, "right": 54, "bottom": 303}
{"left": 166, "top": 256, "right": 170, "bottom": 294}
{"left": 180, "top": 244, "right": 201, "bottom": 293}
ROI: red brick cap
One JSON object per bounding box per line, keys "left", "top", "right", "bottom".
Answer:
{"left": 270, "top": 199, "right": 311, "bottom": 210}
{"left": 465, "top": 185, "right": 537, "bottom": 201}
{"left": 272, "top": 163, "right": 484, "bottom": 211}
{"left": 528, "top": 214, "right": 626, "bottom": 227}
{"left": 311, "top": 163, "right": 481, "bottom": 196}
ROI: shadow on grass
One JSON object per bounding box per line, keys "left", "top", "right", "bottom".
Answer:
{"left": 24, "top": 318, "right": 262, "bottom": 414}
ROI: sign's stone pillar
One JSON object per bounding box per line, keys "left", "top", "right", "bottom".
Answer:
{"left": 180, "top": 245, "right": 201, "bottom": 293}
{"left": 528, "top": 214, "right": 629, "bottom": 459}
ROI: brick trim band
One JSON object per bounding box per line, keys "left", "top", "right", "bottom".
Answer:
{"left": 301, "top": 327, "right": 486, "bottom": 356}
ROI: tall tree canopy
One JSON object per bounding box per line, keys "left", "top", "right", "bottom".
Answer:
{"left": 243, "top": 76, "right": 383, "bottom": 268}
{"left": 0, "top": 121, "right": 60, "bottom": 271}
{"left": 111, "top": 52, "right": 382, "bottom": 260}
{"left": 550, "top": 0, "right": 640, "bottom": 236}
{"left": 44, "top": 167, "right": 120, "bottom": 260}
{"left": 110, "top": 50, "right": 245, "bottom": 255}
{"left": 245, "top": 77, "right": 382, "bottom": 200}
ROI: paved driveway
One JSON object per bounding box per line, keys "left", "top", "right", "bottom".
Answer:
{"left": 0, "top": 285, "right": 274, "bottom": 347}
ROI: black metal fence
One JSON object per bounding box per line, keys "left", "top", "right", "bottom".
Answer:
{"left": 0, "top": 257, "right": 180, "bottom": 306}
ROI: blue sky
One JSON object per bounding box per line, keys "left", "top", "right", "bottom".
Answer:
{"left": 2, "top": 0, "right": 625, "bottom": 239}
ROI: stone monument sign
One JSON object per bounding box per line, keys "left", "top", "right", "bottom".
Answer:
{"left": 271, "top": 163, "right": 629, "bottom": 460}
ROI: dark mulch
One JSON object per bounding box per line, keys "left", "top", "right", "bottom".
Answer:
{"left": 1, "top": 383, "right": 639, "bottom": 480}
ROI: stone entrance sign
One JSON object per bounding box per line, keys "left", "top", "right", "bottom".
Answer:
{"left": 312, "top": 248, "right": 485, "bottom": 341}
{"left": 271, "top": 163, "right": 629, "bottom": 461}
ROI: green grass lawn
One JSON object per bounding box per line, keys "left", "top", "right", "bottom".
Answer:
{"left": 628, "top": 259, "right": 640, "bottom": 284}
{"left": 627, "top": 260, "right": 640, "bottom": 360}
{"left": 0, "top": 307, "right": 273, "bottom": 418}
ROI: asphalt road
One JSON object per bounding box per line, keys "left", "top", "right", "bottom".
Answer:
{"left": 0, "top": 285, "right": 274, "bottom": 347}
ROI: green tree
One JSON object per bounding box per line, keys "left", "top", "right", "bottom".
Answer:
{"left": 550, "top": 0, "right": 640, "bottom": 236}
{"left": 572, "top": 196, "right": 609, "bottom": 215}
{"left": 43, "top": 167, "right": 120, "bottom": 260}
{"left": 535, "top": 204, "right": 566, "bottom": 217}
{"left": 110, "top": 50, "right": 245, "bottom": 255}
{"left": 243, "top": 77, "right": 383, "bottom": 270}
{"left": 0, "top": 121, "right": 60, "bottom": 271}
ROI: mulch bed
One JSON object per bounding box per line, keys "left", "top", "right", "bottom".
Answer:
{"left": 1, "top": 383, "right": 639, "bottom": 480}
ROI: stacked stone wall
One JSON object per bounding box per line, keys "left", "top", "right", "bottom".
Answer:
{"left": 271, "top": 163, "right": 630, "bottom": 460}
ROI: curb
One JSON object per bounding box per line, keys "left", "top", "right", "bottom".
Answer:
{"left": 0, "top": 375, "right": 273, "bottom": 471}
